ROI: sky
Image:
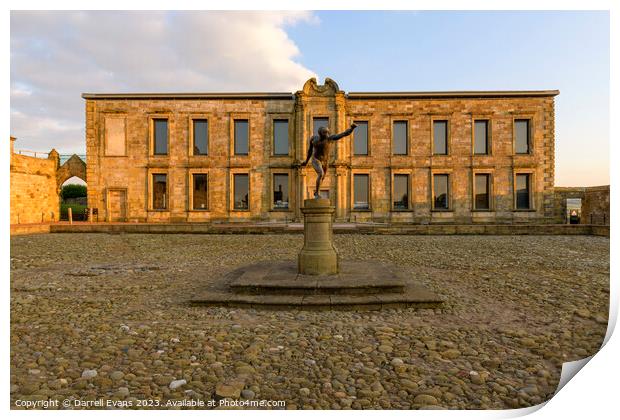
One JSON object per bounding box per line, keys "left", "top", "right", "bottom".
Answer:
{"left": 10, "top": 10, "right": 609, "bottom": 186}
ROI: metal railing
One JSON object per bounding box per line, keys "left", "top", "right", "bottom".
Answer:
{"left": 589, "top": 213, "right": 609, "bottom": 226}
{"left": 14, "top": 150, "right": 86, "bottom": 165}
{"left": 15, "top": 149, "right": 49, "bottom": 158}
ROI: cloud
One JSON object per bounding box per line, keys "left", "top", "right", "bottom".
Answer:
{"left": 10, "top": 11, "right": 317, "bottom": 153}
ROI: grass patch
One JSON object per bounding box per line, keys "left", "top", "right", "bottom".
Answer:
{"left": 60, "top": 203, "right": 87, "bottom": 221}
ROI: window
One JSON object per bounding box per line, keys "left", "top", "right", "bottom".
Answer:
{"left": 515, "top": 174, "right": 531, "bottom": 209}
{"left": 192, "top": 174, "right": 208, "bottom": 210}
{"left": 233, "top": 174, "right": 249, "bottom": 210}
{"left": 353, "top": 174, "right": 370, "bottom": 210}
{"left": 153, "top": 119, "right": 168, "bottom": 155}
{"left": 152, "top": 174, "right": 167, "bottom": 209}
{"left": 433, "top": 174, "right": 449, "bottom": 210}
{"left": 433, "top": 120, "right": 448, "bottom": 155}
{"left": 273, "top": 120, "right": 289, "bottom": 155}
{"left": 105, "top": 117, "right": 126, "bottom": 156}
{"left": 234, "top": 120, "right": 249, "bottom": 155}
{"left": 193, "top": 120, "right": 208, "bottom": 155}
{"left": 474, "top": 174, "right": 490, "bottom": 210}
{"left": 392, "top": 121, "right": 408, "bottom": 155}
{"left": 313, "top": 117, "right": 329, "bottom": 136}
{"left": 515, "top": 119, "right": 530, "bottom": 154}
{"left": 393, "top": 174, "right": 409, "bottom": 210}
{"left": 474, "top": 120, "right": 489, "bottom": 155}
{"left": 353, "top": 121, "right": 368, "bottom": 155}
{"left": 273, "top": 174, "right": 289, "bottom": 209}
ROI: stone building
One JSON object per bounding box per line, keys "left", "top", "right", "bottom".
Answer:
{"left": 83, "top": 78, "right": 559, "bottom": 223}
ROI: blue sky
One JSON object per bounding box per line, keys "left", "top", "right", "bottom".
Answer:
{"left": 10, "top": 11, "right": 609, "bottom": 186}
{"left": 287, "top": 11, "right": 609, "bottom": 186}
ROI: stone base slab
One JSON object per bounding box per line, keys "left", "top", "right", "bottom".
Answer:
{"left": 230, "top": 261, "right": 405, "bottom": 295}
{"left": 191, "top": 260, "right": 444, "bottom": 310}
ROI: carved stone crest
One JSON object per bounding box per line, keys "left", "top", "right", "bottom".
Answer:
{"left": 301, "top": 77, "right": 340, "bottom": 97}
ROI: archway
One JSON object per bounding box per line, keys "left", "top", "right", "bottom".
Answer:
{"left": 56, "top": 154, "right": 86, "bottom": 188}
{"left": 57, "top": 154, "right": 88, "bottom": 221}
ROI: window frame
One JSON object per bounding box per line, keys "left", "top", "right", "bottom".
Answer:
{"left": 472, "top": 118, "right": 492, "bottom": 156}
{"left": 431, "top": 171, "right": 452, "bottom": 211}
{"left": 271, "top": 117, "right": 291, "bottom": 157}
{"left": 431, "top": 117, "right": 450, "bottom": 156}
{"left": 230, "top": 171, "right": 251, "bottom": 212}
{"left": 472, "top": 171, "right": 494, "bottom": 211}
{"left": 271, "top": 171, "right": 292, "bottom": 211}
{"left": 188, "top": 170, "right": 210, "bottom": 211}
{"left": 352, "top": 120, "right": 370, "bottom": 156}
{"left": 150, "top": 117, "right": 170, "bottom": 156}
{"left": 391, "top": 170, "right": 412, "bottom": 212}
{"left": 351, "top": 172, "right": 372, "bottom": 211}
{"left": 189, "top": 115, "right": 211, "bottom": 157}
{"left": 103, "top": 114, "right": 128, "bottom": 157}
{"left": 233, "top": 119, "right": 250, "bottom": 156}
{"left": 513, "top": 117, "right": 534, "bottom": 155}
{"left": 149, "top": 171, "right": 169, "bottom": 211}
{"left": 513, "top": 170, "right": 535, "bottom": 211}
{"left": 391, "top": 119, "right": 409, "bottom": 156}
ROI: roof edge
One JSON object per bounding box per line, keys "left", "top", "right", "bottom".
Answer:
{"left": 82, "top": 90, "right": 560, "bottom": 100}
{"left": 81, "top": 92, "right": 295, "bottom": 100}
{"left": 346, "top": 90, "right": 560, "bottom": 99}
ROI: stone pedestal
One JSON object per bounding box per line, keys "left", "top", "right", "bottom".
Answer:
{"left": 298, "top": 198, "right": 339, "bottom": 275}
{"left": 193, "top": 196, "right": 445, "bottom": 309}
{"left": 193, "top": 199, "right": 445, "bottom": 310}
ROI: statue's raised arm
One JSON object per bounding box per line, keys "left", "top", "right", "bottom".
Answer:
{"left": 329, "top": 123, "right": 358, "bottom": 141}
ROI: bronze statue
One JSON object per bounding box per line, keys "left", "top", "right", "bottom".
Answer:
{"left": 302, "top": 123, "right": 357, "bottom": 198}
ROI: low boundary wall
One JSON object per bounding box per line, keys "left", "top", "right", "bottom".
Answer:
{"left": 8, "top": 222, "right": 610, "bottom": 237}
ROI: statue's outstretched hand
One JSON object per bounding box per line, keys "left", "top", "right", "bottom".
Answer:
{"left": 351, "top": 123, "right": 358, "bottom": 129}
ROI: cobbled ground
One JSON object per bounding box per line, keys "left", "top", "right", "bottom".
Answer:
{"left": 10, "top": 233, "right": 609, "bottom": 410}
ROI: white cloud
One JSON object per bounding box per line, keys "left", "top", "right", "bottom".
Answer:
{"left": 10, "top": 11, "right": 317, "bottom": 153}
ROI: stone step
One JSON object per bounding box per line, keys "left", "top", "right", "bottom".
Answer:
{"left": 230, "top": 280, "right": 405, "bottom": 295}
{"left": 191, "top": 285, "right": 443, "bottom": 311}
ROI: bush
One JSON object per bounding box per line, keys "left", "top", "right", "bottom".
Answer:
{"left": 60, "top": 203, "right": 87, "bottom": 221}
{"left": 61, "top": 184, "right": 87, "bottom": 200}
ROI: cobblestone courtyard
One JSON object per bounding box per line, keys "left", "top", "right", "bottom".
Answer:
{"left": 10, "top": 233, "right": 609, "bottom": 410}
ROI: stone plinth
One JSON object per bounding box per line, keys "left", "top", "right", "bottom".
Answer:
{"left": 298, "top": 198, "right": 339, "bottom": 275}
{"left": 191, "top": 260, "right": 444, "bottom": 310}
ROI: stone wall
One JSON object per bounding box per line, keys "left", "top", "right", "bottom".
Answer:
{"left": 583, "top": 185, "right": 610, "bottom": 225}
{"left": 553, "top": 185, "right": 610, "bottom": 225}
{"left": 553, "top": 187, "right": 584, "bottom": 223}
{"left": 10, "top": 137, "right": 60, "bottom": 224}
{"left": 84, "top": 78, "right": 558, "bottom": 224}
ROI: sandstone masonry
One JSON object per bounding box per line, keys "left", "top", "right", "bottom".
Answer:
{"left": 554, "top": 185, "right": 610, "bottom": 225}
{"left": 10, "top": 136, "right": 87, "bottom": 226}
{"left": 84, "top": 78, "right": 559, "bottom": 223}
{"left": 10, "top": 137, "right": 60, "bottom": 224}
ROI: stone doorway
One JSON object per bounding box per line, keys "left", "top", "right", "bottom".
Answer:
{"left": 566, "top": 198, "right": 582, "bottom": 224}
{"left": 107, "top": 189, "right": 127, "bottom": 222}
